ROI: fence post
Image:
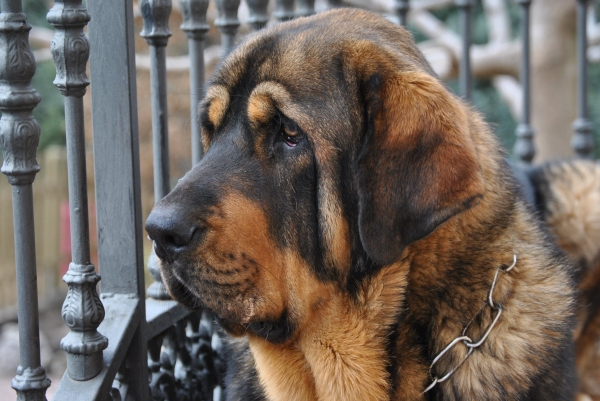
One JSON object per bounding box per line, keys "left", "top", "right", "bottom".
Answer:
{"left": 87, "top": 0, "right": 150, "bottom": 395}
{"left": 456, "top": 0, "right": 475, "bottom": 101}
{"left": 572, "top": 0, "right": 594, "bottom": 158}
{"left": 141, "top": 0, "right": 175, "bottom": 300}
{"left": 215, "top": 0, "right": 241, "bottom": 57}
{"left": 513, "top": 0, "right": 535, "bottom": 163}
{"left": 394, "top": 0, "right": 410, "bottom": 27}
{"left": 0, "top": 1, "right": 51, "bottom": 399}
{"left": 181, "top": 0, "right": 210, "bottom": 165}
{"left": 247, "top": 0, "right": 270, "bottom": 30}
{"left": 47, "top": 0, "right": 109, "bottom": 381}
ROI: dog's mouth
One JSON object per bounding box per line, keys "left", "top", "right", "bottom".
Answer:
{"left": 217, "top": 312, "right": 294, "bottom": 343}
{"left": 163, "top": 272, "right": 204, "bottom": 311}
{"left": 162, "top": 262, "right": 293, "bottom": 342}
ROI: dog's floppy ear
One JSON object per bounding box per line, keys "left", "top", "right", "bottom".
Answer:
{"left": 355, "top": 67, "right": 484, "bottom": 266}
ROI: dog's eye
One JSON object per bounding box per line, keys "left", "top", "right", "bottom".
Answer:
{"left": 279, "top": 126, "right": 300, "bottom": 147}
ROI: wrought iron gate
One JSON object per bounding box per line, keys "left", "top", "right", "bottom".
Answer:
{"left": 0, "top": 0, "right": 595, "bottom": 400}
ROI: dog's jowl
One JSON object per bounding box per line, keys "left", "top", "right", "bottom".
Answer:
{"left": 146, "top": 9, "right": 580, "bottom": 401}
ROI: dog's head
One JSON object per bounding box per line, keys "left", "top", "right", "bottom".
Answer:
{"left": 145, "top": 9, "right": 483, "bottom": 342}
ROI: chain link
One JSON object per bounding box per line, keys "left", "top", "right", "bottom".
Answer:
{"left": 423, "top": 254, "right": 517, "bottom": 394}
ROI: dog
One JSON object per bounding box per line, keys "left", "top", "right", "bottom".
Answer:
{"left": 146, "top": 8, "right": 590, "bottom": 400}
{"left": 524, "top": 159, "right": 600, "bottom": 400}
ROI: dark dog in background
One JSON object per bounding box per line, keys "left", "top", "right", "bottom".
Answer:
{"left": 146, "top": 8, "right": 600, "bottom": 400}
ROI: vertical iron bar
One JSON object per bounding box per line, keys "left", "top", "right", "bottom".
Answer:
{"left": 275, "top": 0, "right": 295, "bottom": 22}
{"left": 0, "top": 1, "right": 52, "bottom": 399}
{"left": 181, "top": 0, "right": 210, "bottom": 165}
{"left": 296, "top": 0, "right": 315, "bottom": 17}
{"left": 247, "top": 0, "right": 270, "bottom": 30}
{"left": 456, "top": 0, "right": 474, "bottom": 101}
{"left": 141, "top": 0, "right": 174, "bottom": 300}
{"left": 215, "top": 0, "right": 241, "bottom": 57}
{"left": 513, "top": 0, "right": 535, "bottom": 163}
{"left": 572, "top": 0, "right": 594, "bottom": 158}
{"left": 394, "top": 0, "right": 410, "bottom": 27}
{"left": 47, "top": 0, "right": 109, "bottom": 382}
{"left": 10, "top": 187, "right": 52, "bottom": 401}
{"left": 141, "top": 0, "right": 172, "bottom": 200}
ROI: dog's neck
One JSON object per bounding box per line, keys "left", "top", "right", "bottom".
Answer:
{"left": 248, "top": 260, "right": 411, "bottom": 401}
{"left": 250, "top": 193, "right": 556, "bottom": 401}
{"left": 246, "top": 222, "right": 516, "bottom": 401}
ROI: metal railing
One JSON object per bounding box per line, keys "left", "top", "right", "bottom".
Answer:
{"left": 0, "top": 0, "right": 595, "bottom": 400}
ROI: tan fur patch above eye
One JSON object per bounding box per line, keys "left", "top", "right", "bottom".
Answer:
{"left": 248, "top": 82, "right": 310, "bottom": 127}
{"left": 206, "top": 85, "right": 230, "bottom": 130}
{"left": 247, "top": 94, "right": 275, "bottom": 127}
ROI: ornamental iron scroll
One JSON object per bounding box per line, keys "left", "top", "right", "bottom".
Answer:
{"left": 47, "top": 0, "right": 109, "bottom": 381}
{"left": 0, "top": 5, "right": 51, "bottom": 401}
{"left": 110, "top": 363, "right": 135, "bottom": 401}
{"left": 148, "top": 311, "right": 225, "bottom": 401}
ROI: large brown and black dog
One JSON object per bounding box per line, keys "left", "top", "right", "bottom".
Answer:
{"left": 145, "top": 8, "right": 595, "bottom": 400}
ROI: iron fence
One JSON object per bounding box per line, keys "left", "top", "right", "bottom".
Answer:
{"left": 0, "top": 0, "right": 595, "bottom": 400}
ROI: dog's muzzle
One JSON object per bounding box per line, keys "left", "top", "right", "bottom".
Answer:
{"left": 146, "top": 205, "right": 202, "bottom": 263}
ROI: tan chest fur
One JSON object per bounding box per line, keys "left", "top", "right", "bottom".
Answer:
{"left": 249, "top": 263, "right": 409, "bottom": 401}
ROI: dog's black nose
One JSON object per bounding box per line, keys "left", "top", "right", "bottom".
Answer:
{"left": 145, "top": 207, "right": 200, "bottom": 263}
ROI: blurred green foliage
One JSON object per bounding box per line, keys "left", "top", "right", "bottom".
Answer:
{"left": 33, "top": 61, "right": 67, "bottom": 150}
{"left": 25, "top": 0, "right": 67, "bottom": 150}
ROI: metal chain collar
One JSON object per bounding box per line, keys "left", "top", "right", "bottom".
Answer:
{"left": 423, "top": 254, "right": 518, "bottom": 394}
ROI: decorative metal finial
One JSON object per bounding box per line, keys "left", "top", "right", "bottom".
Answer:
{"left": 274, "top": 0, "right": 295, "bottom": 22}
{"left": 181, "top": 0, "right": 210, "bottom": 164}
{"left": 214, "top": 0, "right": 241, "bottom": 57}
{"left": 140, "top": 0, "right": 173, "bottom": 47}
{"left": 247, "top": 0, "right": 270, "bottom": 30}
{"left": 180, "top": 0, "right": 210, "bottom": 41}
{"left": 0, "top": 13, "right": 41, "bottom": 186}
